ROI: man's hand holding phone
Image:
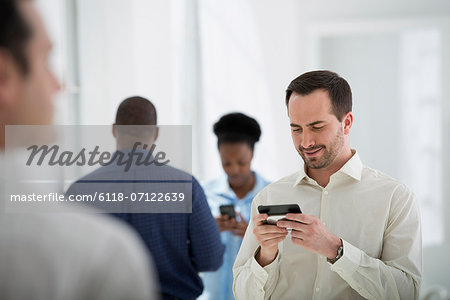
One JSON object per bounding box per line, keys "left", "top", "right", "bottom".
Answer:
{"left": 253, "top": 204, "right": 302, "bottom": 266}
{"left": 277, "top": 213, "right": 342, "bottom": 260}
{"left": 252, "top": 203, "right": 341, "bottom": 266}
{"left": 252, "top": 213, "right": 288, "bottom": 267}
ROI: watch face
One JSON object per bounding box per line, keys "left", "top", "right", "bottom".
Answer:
{"left": 327, "top": 246, "right": 343, "bottom": 264}
{"left": 337, "top": 246, "right": 343, "bottom": 257}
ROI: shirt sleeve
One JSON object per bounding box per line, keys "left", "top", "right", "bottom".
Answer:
{"left": 188, "top": 176, "right": 225, "bottom": 272}
{"left": 329, "top": 184, "right": 422, "bottom": 300}
{"left": 233, "top": 193, "right": 281, "bottom": 300}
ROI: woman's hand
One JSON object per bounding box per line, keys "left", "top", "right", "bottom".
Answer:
{"left": 232, "top": 211, "right": 248, "bottom": 237}
{"left": 215, "top": 214, "right": 238, "bottom": 232}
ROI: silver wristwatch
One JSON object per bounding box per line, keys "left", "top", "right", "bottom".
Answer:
{"left": 327, "top": 244, "right": 343, "bottom": 264}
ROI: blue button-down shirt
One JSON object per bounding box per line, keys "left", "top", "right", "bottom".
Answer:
{"left": 199, "top": 171, "right": 269, "bottom": 300}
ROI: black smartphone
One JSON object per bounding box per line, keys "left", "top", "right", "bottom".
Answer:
{"left": 220, "top": 204, "right": 236, "bottom": 218}
{"left": 257, "top": 204, "right": 302, "bottom": 225}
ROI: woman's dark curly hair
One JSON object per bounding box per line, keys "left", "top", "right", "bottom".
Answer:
{"left": 213, "top": 112, "right": 261, "bottom": 150}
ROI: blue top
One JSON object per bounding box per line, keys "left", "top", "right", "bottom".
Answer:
{"left": 66, "top": 152, "right": 225, "bottom": 300}
{"left": 199, "top": 171, "right": 270, "bottom": 300}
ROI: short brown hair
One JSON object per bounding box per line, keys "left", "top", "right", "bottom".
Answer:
{"left": 0, "top": 0, "right": 32, "bottom": 74}
{"left": 285, "top": 70, "right": 352, "bottom": 121}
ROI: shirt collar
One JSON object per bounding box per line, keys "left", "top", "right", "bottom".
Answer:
{"left": 216, "top": 174, "right": 232, "bottom": 195}
{"left": 338, "top": 150, "right": 363, "bottom": 181}
{"left": 293, "top": 150, "right": 363, "bottom": 187}
{"left": 216, "top": 171, "right": 263, "bottom": 200}
{"left": 293, "top": 165, "right": 309, "bottom": 187}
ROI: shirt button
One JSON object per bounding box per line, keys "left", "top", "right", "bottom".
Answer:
{"left": 324, "top": 190, "right": 329, "bottom": 195}
{"left": 315, "top": 287, "right": 320, "bottom": 292}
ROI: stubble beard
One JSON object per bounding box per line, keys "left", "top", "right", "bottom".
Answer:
{"left": 298, "top": 128, "right": 344, "bottom": 170}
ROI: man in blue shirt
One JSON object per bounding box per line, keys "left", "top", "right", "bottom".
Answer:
{"left": 66, "top": 96, "right": 225, "bottom": 300}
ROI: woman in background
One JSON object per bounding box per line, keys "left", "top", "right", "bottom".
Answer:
{"left": 200, "top": 112, "right": 270, "bottom": 300}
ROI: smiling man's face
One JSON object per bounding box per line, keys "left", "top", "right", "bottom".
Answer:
{"left": 288, "top": 89, "right": 348, "bottom": 170}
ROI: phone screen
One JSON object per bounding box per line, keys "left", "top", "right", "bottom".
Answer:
{"left": 220, "top": 204, "right": 236, "bottom": 218}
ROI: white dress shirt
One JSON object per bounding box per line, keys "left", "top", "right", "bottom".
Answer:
{"left": 233, "top": 151, "right": 422, "bottom": 300}
{"left": 0, "top": 156, "right": 159, "bottom": 300}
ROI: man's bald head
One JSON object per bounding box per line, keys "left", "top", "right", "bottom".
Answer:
{"left": 115, "top": 96, "right": 157, "bottom": 126}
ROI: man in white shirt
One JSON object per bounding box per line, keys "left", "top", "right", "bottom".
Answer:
{"left": 233, "top": 70, "right": 421, "bottom": 300}
{"left": 0, "top": 0, "right": 157, "bottom": 299}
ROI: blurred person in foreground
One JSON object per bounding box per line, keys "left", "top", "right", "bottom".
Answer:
{"left": 66, "top": 96, "right": 225, "bottom": 300}
{"left": 233, "top": 70, "right": 422, "bottom": 299}
{"left": 200, "top": 113, "right": 269, "bottom": 300}
{"left": 0, "top": 0, "right": 157, "bottom": 299}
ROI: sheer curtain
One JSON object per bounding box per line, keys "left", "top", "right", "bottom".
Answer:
{"left": 194, "top": 0, "right": 281, "bottom": 181}
{"left": 399, "top": 29, "right": 443, "bottom": 245}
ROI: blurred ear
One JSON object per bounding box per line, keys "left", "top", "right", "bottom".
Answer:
{"left": 0, "top": 50, "right": 20, "bottom": 109}
{"left": 343, "top": 112, "right": 353, "bottom": 135}
{"left": 152, "top": 127, "right": 159, "bottom": 143}
{"left": 112, "top": 124, "right": 117, "bottom": 138}
{"left": 0, "top": 50, "right": 11, "bottom": 107}
{"left": 249, "top": 147, "right": 254, "bottom": 160}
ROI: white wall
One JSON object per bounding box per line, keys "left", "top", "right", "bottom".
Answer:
{"left": 76, "top": 0, "right": 176, "bottom": 126}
